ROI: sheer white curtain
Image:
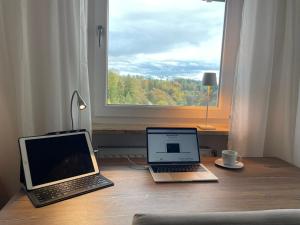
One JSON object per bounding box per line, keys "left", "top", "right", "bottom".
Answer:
{"left": 0, "top": 0, "right": 90, "bottom": 206}
{"left": 229, "top": 0, "right": 300, "bottom": 166}
{"left": 0, "top": 0, "right": 91, "bottom": 136}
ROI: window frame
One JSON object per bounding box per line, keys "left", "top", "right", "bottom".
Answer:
{"left": 88, "top": 0, "right": 243, "bottom": 128}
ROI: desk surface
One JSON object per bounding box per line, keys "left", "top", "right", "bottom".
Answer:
{"left": 1, "top": 157, "right": 300, "bottom": 225}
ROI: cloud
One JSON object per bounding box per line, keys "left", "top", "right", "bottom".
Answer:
{"left": 108, "top": 0, "right": 225, "bottom": 78}
{"left": 109, "top": 0, "right": 224, "bottom": 56}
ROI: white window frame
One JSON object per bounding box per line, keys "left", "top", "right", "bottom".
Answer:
{"left": 88, "top": 0, "right": 243, "bottom": 128}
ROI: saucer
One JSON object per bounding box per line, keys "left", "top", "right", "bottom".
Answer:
{"left": 215, "top": 158, "right": 244, "bottom": 169}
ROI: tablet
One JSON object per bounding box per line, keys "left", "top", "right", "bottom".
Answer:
{"left": 19, "top": 131, "right": 99, "bottom": 190}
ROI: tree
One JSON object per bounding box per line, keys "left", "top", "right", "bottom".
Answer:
{"left": 107, "top": 69, "right": 219, "bottom": 106}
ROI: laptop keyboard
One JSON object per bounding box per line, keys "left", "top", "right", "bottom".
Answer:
{"left": 30, "top": 174, "right": 113, "bottom": 205}
{"left": 151, "top": 165, "right": 205, "bottom": 173}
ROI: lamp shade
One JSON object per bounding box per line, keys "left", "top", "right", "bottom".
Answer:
{"left": 202, "top": 72, "right": 217, "bottom": 86}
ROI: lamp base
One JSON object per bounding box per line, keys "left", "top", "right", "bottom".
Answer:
{"left": 197, "top": 125, "right": 216, "bottom": 130}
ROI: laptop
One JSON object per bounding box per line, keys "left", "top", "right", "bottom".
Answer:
{"left": 19, "top": 131, "right": 114, "bottom": 207}
{"left": 146, "top": 127, "right": 218, "bottom": 182}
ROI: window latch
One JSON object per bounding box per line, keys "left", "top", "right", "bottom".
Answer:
{"left": 97, "top": 25, "right": 104, "bottom": 48}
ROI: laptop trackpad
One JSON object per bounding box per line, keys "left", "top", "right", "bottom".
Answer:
{"left": 153, "top": 172, "right": 200, "bottom": 182}
{"left": 170, "top": 172, "right": 200, "bottom": 180}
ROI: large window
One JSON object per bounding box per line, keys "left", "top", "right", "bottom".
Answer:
{"left": 88, "top": 0, "right": 243, "bottom": 127}
{"left": 107, "top": 0, "right": 225, "bottom": 107}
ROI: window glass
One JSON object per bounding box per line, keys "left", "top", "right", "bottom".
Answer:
{"left": 108, "top": 0, "right": 225, "bottom": 106}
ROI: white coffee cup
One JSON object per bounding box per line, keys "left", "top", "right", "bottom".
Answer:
{"left": 222, "top": 150, "right": 241, "bottom": 166}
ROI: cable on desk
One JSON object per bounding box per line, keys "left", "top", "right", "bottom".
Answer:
{"left": 123, "top": 156, "right": 148, "bottom": 170}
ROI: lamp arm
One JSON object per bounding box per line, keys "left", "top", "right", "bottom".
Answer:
{"left": 70, "top": 90, "right": 79, "bottom": 130}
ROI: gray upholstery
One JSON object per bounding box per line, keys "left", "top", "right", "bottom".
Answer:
{"left": 132, "top": 209, "right": 300, "bottom": 225}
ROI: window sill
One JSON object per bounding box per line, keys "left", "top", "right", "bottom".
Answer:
{"left": 92, "top": 123, "right": 229, "bottom": 136}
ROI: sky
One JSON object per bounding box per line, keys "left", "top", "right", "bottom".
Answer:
{"left": 108, "top": 0, "right": 225, "bottom": 81}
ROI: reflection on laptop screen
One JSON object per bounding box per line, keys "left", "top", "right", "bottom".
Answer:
{"left": 147, "top": 128, "right": 200, "bottom": 163}
{"left": 25, "top": 134, "right": 95, "bottom": 186}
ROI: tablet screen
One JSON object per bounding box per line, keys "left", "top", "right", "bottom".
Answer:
{"left": 23, "top": 133, "right": 96, "bottom": 187}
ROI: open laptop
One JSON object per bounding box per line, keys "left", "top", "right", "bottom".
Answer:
{"left": 146, "top": 127, "right": 218, "bottom": 182}
{"left": 19, "top": 131, "right": 114, "bottom": 207}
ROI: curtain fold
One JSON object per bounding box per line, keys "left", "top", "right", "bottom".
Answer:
{"left": 229, "top": 0, "right": 300, "bottom": 166}
{"left": 1, "top": 0, "right": 91, "bottom": 136}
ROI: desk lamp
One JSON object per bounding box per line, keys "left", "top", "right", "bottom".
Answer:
{"left": 70, "top": 90, "right": 87, "bottom": 130}
{"left": 198, "top": 72, "right": 217, "bottom": 130}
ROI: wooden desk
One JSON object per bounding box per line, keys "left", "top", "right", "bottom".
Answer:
{"left": 1, "top": 157, "right": 300, "bottom": 225}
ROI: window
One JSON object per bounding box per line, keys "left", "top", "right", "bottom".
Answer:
{"left": 88, "top": 0, "right": 243, "bottom": 127}
{"left": 107, "top": 0, "right": 225, "bottom": 107}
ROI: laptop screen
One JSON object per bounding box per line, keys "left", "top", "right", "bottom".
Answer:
{"left": 147, "top": 128, "right": 200, "bottom": 164}
{"left": 20, "top": 132, "right": 98, "bottom": 188}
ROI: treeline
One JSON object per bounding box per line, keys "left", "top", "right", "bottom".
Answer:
{"left": 107, "top": 69, "right": 218, "bottom": 106}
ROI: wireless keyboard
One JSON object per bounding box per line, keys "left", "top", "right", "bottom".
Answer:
{"left": 26, "top": 174, "right": 114, "bottom": 207}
